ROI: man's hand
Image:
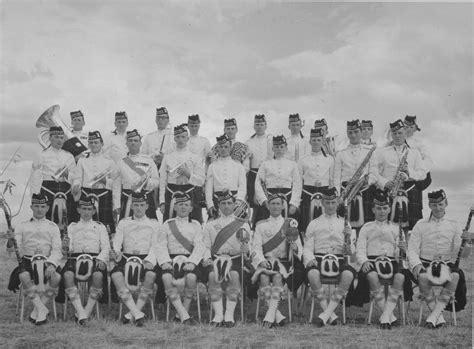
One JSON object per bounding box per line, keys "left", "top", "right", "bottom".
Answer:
{"left": 113, "top": 251, "right": 122, "bottom": 263}
{"left": 398, "top": 241, "right": 408, "bottom": 251}
{"left": 461, "top": 229, "right": 471, "bottom": 241}
{"left": 176, "top": 166, "right": 191, "bottom": 179}
{"left": 161, "top": 262, "right": 172, "bottom": 271}
{"left": 307, "top": 259, "right": 318, "bottom": 268}
{"left": 290, "top": 242, "right": 298, "bottom": 254}
{"left": 384, "top": 181, "right": 395, "bottom": 190}
{"left": 207, "top": 207, "right": 217, "bottom": 219}
{"left": 72, "top": 184, "right": 81, "bottom": 198}
{"left": 144, "top": 261, "right": 154, "bottom": 270}
{"left": 202, "top": 259, "right": 213, "bottom": 267}
{"left": 45, "top": 264, "right": 56, "bottom": 279}
{"left": 258, "top": 261, "right": 270, "bottom": 269}
{"left": 412, "top": 264, "right": 425, "bottom": 279}
{"left": 361, "top": 261, "right": 372, "bottom": 273}
{"left": 153, "top": 152, "right": 164, "bottom": 165}
{"left": 183, "top": 262, "right": 196, "bottom": 271}
{"left": 288, "top": 204, "right": 297, "bottom": 215}
{"left": 343, "top": 226, "right": 352, "bottom": 237}
{"left": 399, "top": 171, "right": 409, "bottom": 181}
{"left": 160, "top": 203, "right": 166, "bottom": 215}
{"left": 96, "top": 259, "right": 107, "bottom": 271}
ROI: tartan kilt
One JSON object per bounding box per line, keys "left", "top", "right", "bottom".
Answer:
{"left": 254, "top": 188, "right": 297, "bottom": 224}
{"left": 110, "top": 254, "right": 158, "bottom": 277}
{"left": 203, "top": 255, "right": 254, "bottom": 284}
{"left": 120, "top": 189, "right": 157, "bottom": 220}
{"left": 341, "top": 181, "right": 375, "bottom": 225}
{"left": 300, "top": 185, "right": 328, "bottom": 232}
{"left": 8, "top": 256, "right": 61, "bottom": 293}
{"left": 40, "top": 180, "right": 75, "bottom": 224}
{"left": 404, "top": 181, "right": 422, "bottom": 229}
{"left": 164, "top": 184, "right": 202, "bottom": 223}
{"left": 305, "top": 254, "right": 357, "bottom": 279}
{"left": 81, "top": 188, "right": 114, "bottom": 226}
{"left": 246, "top": 169, "right": 258, "bottom": 208}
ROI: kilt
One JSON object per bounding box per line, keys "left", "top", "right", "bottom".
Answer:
{"left": 300, "top": 185, "right": 329, "bottom": 231}
{"left": 110, "top": 253, "right": 158, "bottom": 277}
{"left": 8, "top": 256, "right": 61, "bottom": 293}
{"left": 203, "top": 255, "right": 254, "bottom": 283}
{"left": 81, "top": 188, "right": 115, "bottom": 228}
{"left": 305, "top": 254, "right": 357, "bottom": 279}
{"left": 120, "top": 189, "right": 157, "bottom": 220}
{"left": 341, "top": 181, "right": 375, "bottom": 226}
{"left": 404, "top": 181, "right": 422, "bottom": 229}
{"left": 246, "top": 169, "right": 258, "bottom": 208}
{"left": 254, "top": 188, "right": 298, "bottom": 224}
{"left": 40, "top": 180, "right": 75, "bottom": 224}
{"left": 164, "top": 184, "right": 202, "bottom": 223}
{"left": 360, "top": 256, "right": 400, "bottom": 277}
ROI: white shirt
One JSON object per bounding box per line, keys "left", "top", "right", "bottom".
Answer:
{"left": 72, "top": 152, "right": 119, "bottom": 189}
{"left": 298, "top": 151, "right": 334, "bottom": 187}
{"left": 356, "top": 220, "right": 399, "bottom": 265}
{"left": 245, "top": 134, "right": 273, "bottom": 169}
{"left": 15, "top": 217, "right": 62, "bottom": 267}
{"left": 113, "top": 215, "right": 159, "bottom": 265}
{"left": 156, "top": 216, "right": 205, "bottom": 266}
{"left": 187, "top": 135, "right": 212, "bottom": 165}
{"left": 284, "top": 134, "right": 310, "bottom": 162}
{"left": 406, "top": 134, "right": 434, "bottom": 171}
{"left": 142, "top": 129, "right": 175, "bottom": 157}
{"left": 67, "top": 219, "right": 110, "bottom": 263}
{"left": 104, "top": 130, "right": 128, "bottom": 163}
{"left": 205, "top": 157, "right": 247, "bottom": 208}
{"left": 254, "top": 157, "right": 302, "bottom": 207}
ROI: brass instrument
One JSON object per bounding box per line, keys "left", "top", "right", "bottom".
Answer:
{"left": 87, "top": 168, "right": 113, "bottom": 188}
{"left": 132, "top": 167, "right": 152, "bottom": 193}
{"left": 1, "top": 195, "right": 22, "bottom": 265}
{"left": 52, "top": 165, "right": 69, "bottom": 182}
{"left": 454, "top": 205, "right": 474, "bottom": 268}
{"left": 389, "top": 148, "right": 409, "bottom": 199}
{"left": 168, "top": 159, "right": 194, "bottom": 174}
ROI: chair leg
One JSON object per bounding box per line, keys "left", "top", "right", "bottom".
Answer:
{"left": 298, "top": 284, "right": 308, "bottom": 317}
{"left": 309, "top": 296, "right": 315, "bottom": 323}
{"left": 255, "top": 294, "right": 260, "bottom": 322}
{"left": 20, "top": 294, "right": 25, "bottom": 324}
{"left": 52, "top": 300, "right": 57, "bottom": 321}
{"left": 166, "top": 298, "right": 170, "bottom": 322}
{"left": 288, "top": 290, "right": 292, "bottom": 323}
{"left": 150, "top": 298, "right": 155, "bottom": 321}
{"left": 15, "top": 288, "right": 21, "bottom": 316}
{"left": 196, "top": 285, "right": 201, "bottom": 322}
{"left": 342, "top": 297, "right": 346, "bottom": 325}
{"left": 452, "top": 297, "right": 456, "bottom": 326}
{"left": 367, "top": 299, "right": 374, "bottom": 325}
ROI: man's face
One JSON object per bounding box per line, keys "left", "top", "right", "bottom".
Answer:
{"left": 132, "top": 201, "right": 148, "bottom": 218}
{"left": 405, "top": 124, "right": 417, "bottom": 137}
{"left": 272, "top": 143, "right": 287, "bottom": 157}
{"left": 391, "top": 128, "right": 406, "bottom": 145}
{"left": 224, "top": 125, "right": 237, "bottom": 140}
{"left": 88, "top": 139, "right": 103, "bottom": 153}
{"left": 217, "top": 141, "right": 231, "bottom": 157}
{"left": 175, "top": 200, "right": 192, "bottom": 218}
{"left": 156, "top": 116, "right": 169, "bottom": 130}
{"left": 309, "top": 136, "right": 323, "bottom": 151}
{"left": 347, "top": 128, "right": 361, "bottom": 144}
{"left": 49, "top": 134, "right": 65, "bottom": 149}
{"left": 288, "top": 121, "right": 302, "bottom": 134}
{"left": 373, "top": 204, "right": 390, "bottom": 222}
{"left": 126, "top": 136, "right": 142, "bottom": 154}
{"left": 71, "top": 117, "right": 85, "bottom": 131}
{"left": 268, "top": 198, "right": 283, "bottom": 217}
{"left": 174, "top": 132, "right": 189, "bottom": 148}
{"left": 79, "top": 205, "right": 95, "bottom": 221}
{"left": 361, "top": 126, "right": 373, "bottom": 140}
{"left": 218, "top": 198, "right": 235, "bottom": 216}
{"left": 322, "top": 198, "right": 338, "bottom": 215}
{"left": 31, "top": 203, "right": 49, "bottom": 219}
{"left": 254, "top": 122, "right": 267, "bottom": 136}
{"left": 429, "top": 200, "right": 448, "bottom": 219}
{"left": 115, "top": 118, "right": 128, "bottom": 133}
{"left": 187, "top": 121, "right": 200, "bottom": 135}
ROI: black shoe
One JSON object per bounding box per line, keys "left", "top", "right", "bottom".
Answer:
{"left": 262, "top": 321, "right": 273, "bottom": 328}
{"left": 314, "top": 318, "right": 325, "bottom": 328}
{"left": 224, "top": 321, "right": 235, "bottom": 328}
{"left": 390, "top": 320, "right": 399, "bottom": 327}
{"left": 328, "top": 318, "right": 338, "bottom": 326}
{"left": 276, "top": 318, "right": 286, "bottom": 327}
{"left": 172, "top": 315, "right": 181, "bottom": 323}
{"left": 424, "top": 322, "right": 437, "bottom": 329}
{"left": 182, "top": 317, "right": 199, "bottom": 326}
{"left": 35, "top": 318, "right": 48, "bottom": 326}
{"left": 380, "top": 323, "right": 392, "bottom": 330}
{"left": 436, "top": 322, "right": 445, "bottom": 329}
{"left": 28, "top": 316, "right": 36, "bottom": 324}
{"left": 210, "top": 320, "right": 224, "bottom": 328}
{"left": 122, "top": 317, "right": 131, "bottom": 325}
{"left": 74, "top": 316, "right": 87, "bottom": 326}
{"left": 135, "top": 316, "right": 145, "bottom": 327}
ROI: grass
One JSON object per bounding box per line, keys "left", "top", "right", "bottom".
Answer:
{"left": 0, "top": 238, "right": 472, "bottom": 349}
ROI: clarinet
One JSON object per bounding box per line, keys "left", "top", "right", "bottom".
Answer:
{"left": 60, "top": 208, "right": 71, "bottom": 258}
{"left": 343, "top": 198, "right": 352, "bottom": 265}
{"left": 398, "top": 203, "right": 407, "bottom": 271}
{"left": 1, "top": 199, "right": 22, "bottom": 265}
{"left": 454, "top": 207, "right": 474, "bottom": 268}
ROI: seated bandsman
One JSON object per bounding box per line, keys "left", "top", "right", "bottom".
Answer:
{"left": 159, "top": 124, "right": 205, "bottom": 223}
{"left": 113, "top": 129, "right": 159, "bottom": 220}
{"left": 202, "top": 191, "right": 252, "bottom": 327}
{"left": 245, "top": 114, "right": 273, "bottom": 225}
{"left": 30, "top": 126, "right": 77, "bottom": 225}
{"left": 71, "top": 131, "right": 119, "bottom": 232}
{"left": 303, "top": 187, "right": 356, "bottom": 327}
{"left": 360, "top": 120, "right": 374, "bottom": 145}
{"left": 205, "top": 134, "right": 247, "bottom": 219}
{"left": 334, "top": 120, "right": 379, "bottom": 228}
{"left": 377, "top": 119, "right": 427, "bottom": 230}
{"left": 408, "top": 189, "right": 471, "bottom": 329}
{"left": 61, "top": 195, "right": 109, "bottom": 324}
{"left": 298, "top": 128, "right": 334, "bottom": 231}
{"left": 103, "top": 111, "right": 129, "bottom": 163}
{"left": 111, "top": 192, "right": 159, "bottom": 326}
{"left": 8, "top": 194, "right": 62, "bottom": 325}
{"left": 251, "top": 193, "right": 304, "bottom": 328}
{"left": 156, "top": 192, "right": 205, "bottom": 324}
{"left": 356, "top": 189, "right": 406, "bottom": 329}
{"left": 254, "top": 135, "right": 302, "bottom": 223}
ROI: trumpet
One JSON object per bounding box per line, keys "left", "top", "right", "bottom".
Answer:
{"left": 169, "top": 159, "right": 194, "bottom": 174}
{"left": 132, "top": 169, "right": 152, "bottom": 193}
{"left": 87, "top": 168, "right": 113, "bottom": 187}
{"left": 52, "top": 165, "right": 69, "bottom": 182}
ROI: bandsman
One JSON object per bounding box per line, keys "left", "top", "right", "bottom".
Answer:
{"left": 69, "top": 110, "right": 89, "bottom": 159}
{"left": 313, "top": 118, "right": 337, "bottom": 157}
{"left": 408, "top": 189, "right": 471, "bottom": 329}
{"left": 186, "top": 114, "right": 212, "bottom": 165}
{"left": 360, "top": 120, "right": 374, "bottom": 145}
{"left": 285, "top": 113, "right": 309, "bottom": 162}
{"left": 103, "top": 111, "right": 129, "bottom": 163}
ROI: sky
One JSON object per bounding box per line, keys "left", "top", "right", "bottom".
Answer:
{"left": 0, "top": 1, "right": 472, "bottom": 225}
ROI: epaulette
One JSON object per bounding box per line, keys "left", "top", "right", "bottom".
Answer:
{"left": 255, "top": 218, "right": 270, "bottom": 227}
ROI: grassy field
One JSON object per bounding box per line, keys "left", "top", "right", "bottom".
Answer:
{"left": 0, "top": 238, "right": 472, "bottom": 349}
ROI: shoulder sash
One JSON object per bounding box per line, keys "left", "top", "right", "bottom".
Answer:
{"left": 211, "top": 218, "right": 246, "bottom": 256}
{"left": 262, "top": 219, "right": 289, "bottom": 254}
{"left": 168, "top": 220, "right": 194, "bottom": 254}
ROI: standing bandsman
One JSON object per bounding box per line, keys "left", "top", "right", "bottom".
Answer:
{"left": 205, "top": 134, "right": 247, "bottom": 219}
{"left": 111, "top": 192, "right": 159, "bottom": 326}
{"left": 298, "top": 128, "right": 334, "bottom": 231}
{"left": 245, "top": 114, "right": 273, "bottom": 225}
{"left": 356, "top": 189, "right": 406, "bottom": 329}
{"left": 408, "top": 189, "right": 471, "bottom": 329}
{"left": 113, "top": 129, "right": 159, "bottom": 220}
{"left": 31, "top": 126, "right": 77, "bottom": 225}
{"left": 202, "top": 191, "right": 252, "bottom": 327}
{"left": 156, "top": 192, "right": 205, "bottom": 324}
{"left": 303, "top": 187, "right": 356, "bottom": 327}
{"left": 313, "top": 118, "right": 337, "bottom": 157}
{"left": 334, "top": 120, "right": 379, "bottom": 227}
{"left": 69, "top": 110, "right": 89, "bottom": 158}
{"left": 61, "top": 195, "right": 109, "bottom": 324}
{"left": 186, "top": 114, "right": 212, "bottom": 165}
{"left": 377, "top": 119, "right": 427, "bottom": 229}
{"left": 159, "top": 124, "right": 205, "bottom": 223}
{"left": 255, "top": 135, "right": 302, "bottom": 224}
{"left": 104, "top": 111, "right": 129, "bottom": 163}
{"left": 360, "top": 120, "right": 375, "bottom": 145}
{"left": 285, "top": 113, "right": 309, "bottom": 162}
{"left": 251, "top": 193, "right": 304, "bottom": 327}
{"left": 71, "top": 131, "right": 119, "bottom": 233}
{"left": 8, "top": 194, "right": 62, "bottom": 325}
